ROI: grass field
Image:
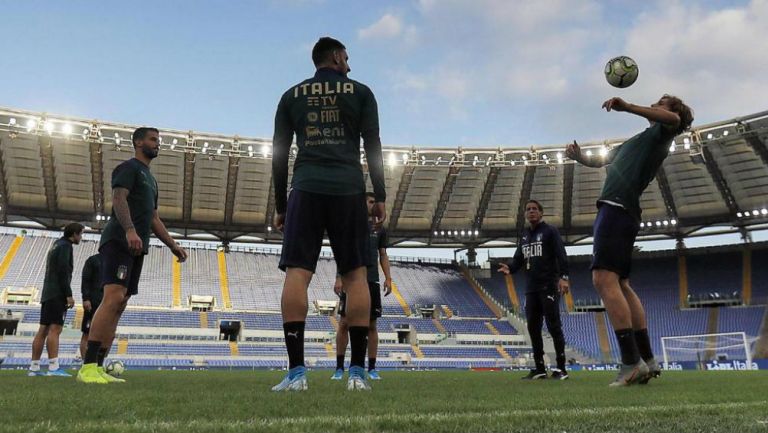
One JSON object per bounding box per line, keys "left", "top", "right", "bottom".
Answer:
{"left": 1, "top": 369, "right": 767, "bottom": 433}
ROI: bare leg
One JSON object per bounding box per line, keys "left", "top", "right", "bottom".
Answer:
{"left": 341, "top": 267, "right": 370, "bottom": 328}
{"left": 619, "top": 279, "right": 646, "bottom": 330}
{"left": 336, "top": 317, "right": 349, "bottom": 356}
{"left": 368, "top": 319, "right": 378, "bottom": 360}
{"left": 45, "top": 324, "right": 63, "bottom": 360}
{"left": 593, "top": 269, "right": 633, "bottom": 329}
{"left": 31, "top": 325, "right": 49, "bottom": 361}
{"left": 281, "top": 268, "right": 311, "bottom": 323}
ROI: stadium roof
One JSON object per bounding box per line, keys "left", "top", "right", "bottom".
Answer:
{"left": 0, "top": 106, "right": 767, "bottom": 248}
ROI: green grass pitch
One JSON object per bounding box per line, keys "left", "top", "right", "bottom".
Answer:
{"left": 1, "top": 370, "right": 767, "bottom": 432}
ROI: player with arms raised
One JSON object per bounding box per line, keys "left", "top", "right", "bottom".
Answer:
{"left": 567, "top": 95, "right": 693, "bottom": 386}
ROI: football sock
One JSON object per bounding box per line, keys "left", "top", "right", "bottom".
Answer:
{"left": 368, "top": 357, "right": 376, "bottom": 371}
{"left": 634, "top": 328, "right": 654, "bottom": 361}
{"left": 349, "top": 326, "right": 369, "bottom": 369}
{"left": 336, "top": 354, "right": 345, "bottom": 371}
{"left": 84, "top": 340, "right": 101, "bottom": 364}
{"left": 283, "top": 322, "right": 305, "bottom": 369}
{"left": 615, "top": 328, "right": 641, "bottom": 365}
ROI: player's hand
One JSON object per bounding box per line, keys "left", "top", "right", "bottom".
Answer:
{"left": 274, "top": 213, "right": 286, "bottom": 232}
{"left": 126, "top": 229, "right": 143, "bottom": 256}
{"left": 565, "top": 140, "right": 581, "bottom": 160}
{"left": 372, "top": 202, "right": 386, "bottom": 229}
{"left": 333, "top": 277, "right": 343, "bottom": 296}
{"left": 83, "top": 300, "right": 92, "bottom": 312}
{"left": 558, "top": 279, "right": 570, "bottom": 295}
{"left": 602, "top": 97, "right": 629, "bottom": 112}
{"left": 383, "top": 278, "right": 392, "bottom": 296}
{"left": 66, "top": 297, "right": 75, "bottom": 309}
{"left": 172, "top": 244, "right": 188, "bottom": 263}
{"left": 497, "top": 263, "right": 510, "bottom": 275}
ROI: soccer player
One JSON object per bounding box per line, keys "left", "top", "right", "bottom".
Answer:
{"left": 498, "top": 200, "right": 570, "bottom": 380}
{"left": 566, "top": 95, "right": 693, "bottom": 386}
{"left": 332, "top": 192, "right": 392, "bottom": 380}
{"left": 271, "top": 36, "right": 386, "bottom": 391}
{"left": 79, "top": 253, "right": 102, "bottom": 360}
{"left": 29, "top": 223, "right": 84, "bottom": 377}
{"left": 77, "top": 127, "right": 188, "bottom": 384}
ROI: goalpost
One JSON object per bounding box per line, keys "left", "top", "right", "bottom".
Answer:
{"left": 661, "top": 332, "right": 754, "bottom": 370}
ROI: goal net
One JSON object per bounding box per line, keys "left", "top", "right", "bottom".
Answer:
{"left": 660, "top": 332, "right": 754, "bottom": 369}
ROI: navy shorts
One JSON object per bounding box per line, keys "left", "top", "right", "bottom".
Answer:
{"left": 338, "top": 281, "right": 382, "bottom": 320}
{"left": 40, "top": 300, "right": 67, "bottom": 326}
{"left": 279, "top": 190, "right": 370, "bottom": 275}
{"left": 591, "top": 203, "right": 639, "bottom": 279}
{"left": 100, "top": 241, "right": 144, "bottom": 296}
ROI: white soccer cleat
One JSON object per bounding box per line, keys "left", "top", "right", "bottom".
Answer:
{"left": 347, "top": 366, "right": 371, "bottom": 391}
{"left": 271, "top": 367, "right": 308, "bottom": 392}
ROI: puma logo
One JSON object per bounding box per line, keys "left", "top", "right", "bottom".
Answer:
{"left": 286, "top": 332, "right": 299, "bottom": 338}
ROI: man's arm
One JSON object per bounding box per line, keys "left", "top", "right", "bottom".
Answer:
{"left": 272, "top": 95, "right": 293, "bottom": 230}
{"left": 151, "top": 210, "right": 187, "bottom": 262}
{"left": 498, "top": 244, "right": 524, "bottom": 275}
{"left": 565, "top": 141, "right": 613, "bottom": 168}
{"left": 81, "top": 258, "right": 92, "bottom": 302}
{"left": 112, "top": 187, "right": 144, "bottom": 256}
{"left": 380, "top": 248, "right": 392, "bottom": 296}
{"left": 603, "top": 97, "right": 681, "bottom": 130}
{"left": 81, "top": 258, "right": 93, "bottom": 311}
{"left": 361, "top": 88, "right": 386, "bottom": 226}
{"left": 57, "top": 245, "right": 74, "bottom": 307}
{"left": 551, "top": 227, "right": 570, "bottom": 294}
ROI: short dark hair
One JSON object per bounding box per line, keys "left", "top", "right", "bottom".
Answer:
{"left": 526, "top": 199, "right": 543, "bottom": 213}
{"left": 365, "top": 192, "right": 376, "bottom": 199}
{"left": 132, "top": 127, "right": 159, "bottom": 147}
{"left": 63, "top": 222, "right": 84, "bottom": 238}
{"left": 312, "top": 37, "right": 346, "bottom": 66}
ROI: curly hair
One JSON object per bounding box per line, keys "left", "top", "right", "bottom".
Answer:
{"left": 662, "top": 94, "right": 694, "bottom": 134}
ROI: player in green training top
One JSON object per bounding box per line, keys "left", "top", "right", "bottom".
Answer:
{"left": 566, "top": 95, "right": 693, "bottom": 387}
{"left": 29, "top": 223, "right": 84, "bottom": 377}
{"left": 271, "top": 37, "right": 386, "bottom": 392}
{"left": 77, "top": 127, "right": 188, "bottom": 384}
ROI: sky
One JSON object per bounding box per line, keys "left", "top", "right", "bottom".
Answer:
{"left": 1, "top": 0, "right": 766, "bottom": 149}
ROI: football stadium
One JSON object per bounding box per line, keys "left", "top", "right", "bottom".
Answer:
{"left": 1, "top": 105, "right": 767, "bottom": 431}
{"left": 2, "top": 2, "right": 768, "bottom": 433}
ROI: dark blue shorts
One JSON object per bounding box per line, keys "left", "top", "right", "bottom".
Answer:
{"left": 99, "top": 241, "right": 144, "bottom": 296}
{"left": 279, "top": 190, "right": 370, "bottom": 275}
{"left": 591, "top": 203, "right": 639, "bottom": 279}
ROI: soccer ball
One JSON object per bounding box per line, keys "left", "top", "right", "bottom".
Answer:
{"left": 105, "top": 360, "right": 125, "bottom": 377}
{"left": 604, "top": 56, "right": 638, "bottom": 88}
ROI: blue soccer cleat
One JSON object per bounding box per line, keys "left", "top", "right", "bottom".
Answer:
{"left": 331, "top": 369, "right": 344, "bottom": 380}
{"left": 271, "top": 366, "right": 308, "bottom": 392}
{"left": 27, "top": 370, "right": 46, "bottom": 377}
{"left": 347, "top": 366, "right": 371, "bottom": 391}
{"left": 46, "top": 369, "right": 72, "bottom": 377}
{"left": 367, "top": 369, "right": 381, "bottom": 380}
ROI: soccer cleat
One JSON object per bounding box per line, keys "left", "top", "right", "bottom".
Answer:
{"left": 550, "top": 369, "right": 569, "bottom": 380}
{"left": 46, "top": 369, "right": 72, "bottom": 377}
{"left": 76, "top": 363, "right": 109, "bottom": 384}
{"left": 98, "top": 366, "right": 126, "bottom": 383}
{"left": 521, "top": 369, "right": 548, "bottom": 380}
{"left": 367, "top": 369, "right": 382, "bottom": 380}
{"left": 331, "top": 369, "right": 344, "bottom": 380}
{"left": 638, "top": 358, "right": 661, "bottom": 385}
{"left": 27, "top": 370, "right": 46, "bottom": 377}
{"left": 609, "top": 360, "right": 649, "bottom": 387}
{"left": 347, "top": 366, "right": 371, "bottom": 391}
{"left": 271, "top": 366, "right": 308, "bottom": 392}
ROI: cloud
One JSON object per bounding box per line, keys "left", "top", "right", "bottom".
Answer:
{"left": 370, "top": 0, "right": 766, "bottom": 145}
{"left": 358, "top": 14, "right": 404, "bottom": 40}
{"left": 621, "top": 0, "right": 768, "bottom": 123}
